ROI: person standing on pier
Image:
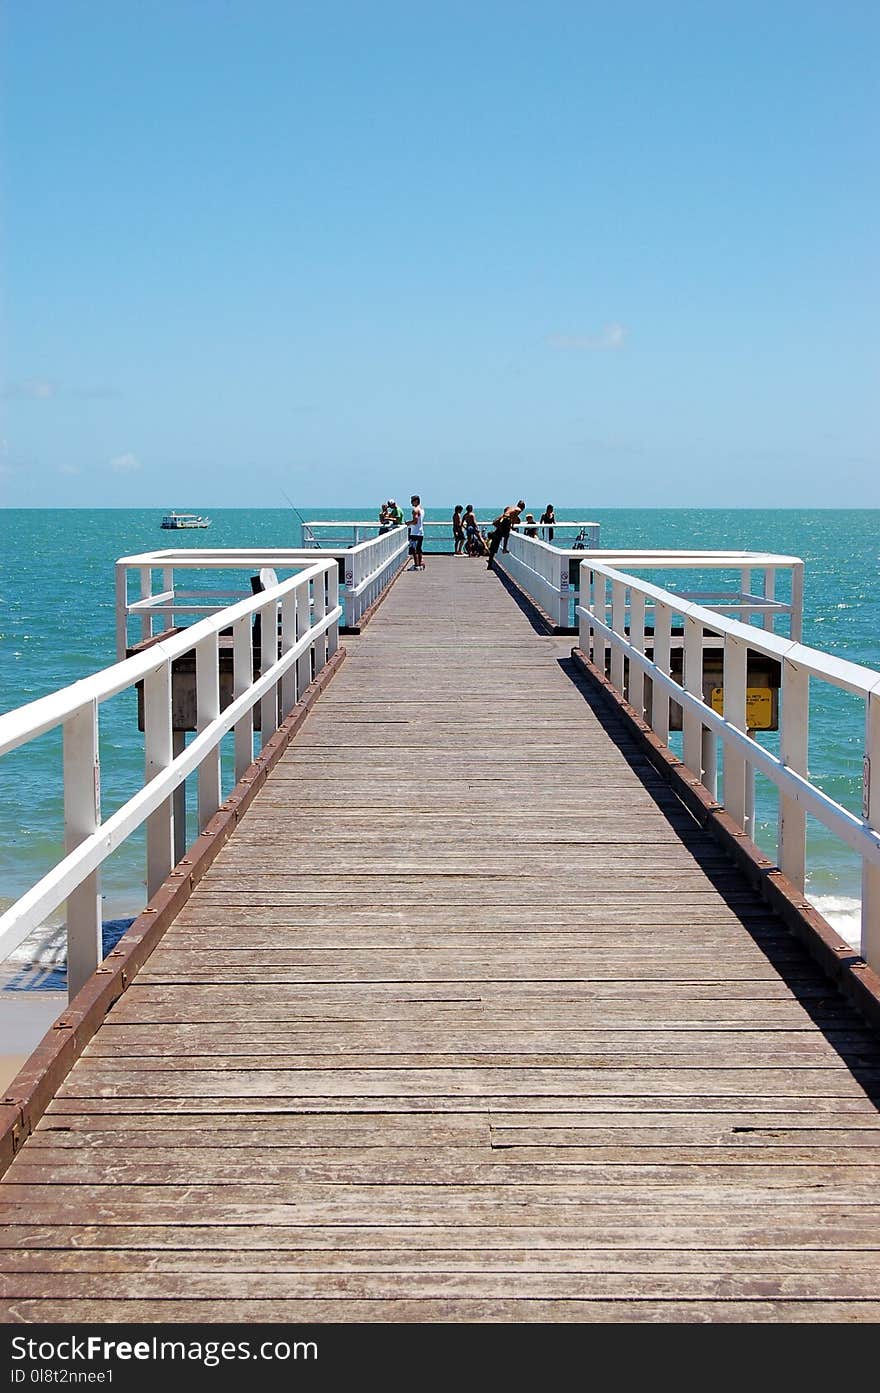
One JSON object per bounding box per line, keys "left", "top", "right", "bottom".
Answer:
{"left": 540, "top": 504, "right": 555, "bottom": 542}
{"left": 409, "top": 494, "right": 426, "bottom": 570}
{"left": 387, "top": 499, "right": 404, "bottom": 527}
{"left": 486, "top": 500, "right": 525, "bottom": 568}
{"left": 464, "top": 505, "right": 486, "bottom": 556}
{"left": 452, "top": 505, "right": 465, "bottom": 554}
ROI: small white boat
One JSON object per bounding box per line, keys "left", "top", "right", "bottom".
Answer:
{"left": 160, "top": 512, "right": 211, "bottom": 530}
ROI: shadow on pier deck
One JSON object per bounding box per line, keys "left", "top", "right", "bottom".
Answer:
{"left": 2, "top": 556, "right": 880, "bottom": 1323}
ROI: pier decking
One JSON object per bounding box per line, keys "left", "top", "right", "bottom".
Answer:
{"left": 2, "top": 557, "right": 880, "bottom": 1322}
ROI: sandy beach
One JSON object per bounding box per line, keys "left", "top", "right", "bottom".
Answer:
{"left": 0, "top": 966, "right": 65, "bottom": 1091}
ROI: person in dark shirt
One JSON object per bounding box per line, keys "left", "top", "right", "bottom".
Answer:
{"left": 540, "top": 504, "right": 556, "bottom": 542}
{"left": 452, "top": 505, "right": 465, "bottom": 555}
{"left": 487, "top": 500, "right": 525, "bottom": 568}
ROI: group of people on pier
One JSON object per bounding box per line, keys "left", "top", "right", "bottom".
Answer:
{"left": 378, "top": 497, "right": 557, "bottom": 567}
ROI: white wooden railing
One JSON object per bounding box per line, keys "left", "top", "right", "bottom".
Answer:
{"left": 497, "top": 534, "right": 805, "bottom": 638}
{"left": 0, "top": 560, "right": 341, "bottom": 998}
{"left": 342, "top": 527, "right": 410, "bottom": 625}
{"left": 303, "top": 519, "right": 602, "bottom": 549}
{"left": 115, "top": 533, "right": 408, "bottom": 656}
{"left": 577, "top": 560, "right": 880, "bottom": 970}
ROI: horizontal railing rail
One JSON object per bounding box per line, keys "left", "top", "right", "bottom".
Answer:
{"left": 496, "top": 535, "right": 804, "bottom": 637}
{"left": 0, "top": 560, "right": 341, "bottom": 998}
{"left": 302, "top": 519, "right": 602, "bottom": 549}
{"left": 576, "top": 559, "right": 880, "bottom": 970}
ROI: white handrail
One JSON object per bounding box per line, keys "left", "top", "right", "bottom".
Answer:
{"left": 115, "top": 534, "right": 408, "bottom": 655}
{"left": 343, "top": 528, "right": 410, "bottom": 624}
{"left": 496, "top": 534, "right": 804, "bottom": 638}
{"left": 0, "top": 560, "right": 341, "bottom": 997}
{"left": 577, "top": 559, "right": 880, "bottom": 970}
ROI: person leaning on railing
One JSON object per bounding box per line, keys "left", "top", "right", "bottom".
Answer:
{"left": 487, "top": 500, "right": 526, "bottom": 568}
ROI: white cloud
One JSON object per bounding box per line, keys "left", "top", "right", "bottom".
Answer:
{"left": 109, "top": 452, "right": 142, "bottom": 473}
{"left": 547, "top": 323, "right": 628, "bottom": 352}
{"left": 2, "top": 379, "right": 59, "bottom": 399}
{"left": 59, "top": 463, "right": 81, "bottom": 476}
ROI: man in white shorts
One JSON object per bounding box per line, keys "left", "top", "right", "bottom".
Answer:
{"left": 408, "top": 495, "right": 426, "bottom": 570}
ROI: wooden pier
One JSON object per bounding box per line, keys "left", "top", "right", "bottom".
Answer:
{"left": 2, "top": 556, "right": 880, "bottom": 1322}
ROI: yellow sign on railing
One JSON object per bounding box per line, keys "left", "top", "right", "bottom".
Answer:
{"left": 710, "top": 686, "right": 774, "bottom": 731}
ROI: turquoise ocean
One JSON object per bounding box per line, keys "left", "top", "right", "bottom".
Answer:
{"left": 1, "top": 508, "right": 879, "bottom": 968}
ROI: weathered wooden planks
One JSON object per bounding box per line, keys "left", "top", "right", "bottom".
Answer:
{"left": 2, "top": 555, "right": 880, "bottom": 1324}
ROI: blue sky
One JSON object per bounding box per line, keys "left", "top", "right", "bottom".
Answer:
{"left": 1, "top": 1, "right": 877, "bottom": 507}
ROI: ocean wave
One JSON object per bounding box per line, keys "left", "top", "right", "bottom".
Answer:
{"left": 805, "top": 893, "right": 862, "bottom": 951}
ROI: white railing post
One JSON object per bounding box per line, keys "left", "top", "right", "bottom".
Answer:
{"left": 296, "top": 584, "right": 311, "bottom": 700}
{"left": 653, "top": 601, "right": 672, "bottom": 744}
{"left": 63, "top": 701, "right": 102, "bottom": 999}
{"left": 172, "top": 731, "right": 186, "bottom": 864}
{"left": 682, "top": 613, "right": 704, "bottom": 778}
{"left": 762, "top": 568, "right": 776, "bottom": 633}
{"left": 610, "top": 579, "right": 626, "bottom": 693}
{"left": 722, "top": 634, "right": 749, "bottom": 829}
{"left": 861, "top": 690, "right": 880, "bottom": 969}
{"left": 233, "top": 614, "right": 254, "bottom": 781}
{"left": 701, "top": 727, "right": 718, "bottom": 799}
{"left": 280, "top": 589, "right": 297, "bottom": 717}
{"left": 139, "top": 566, "right": 153, "bottom": 644}
{"left": 260, "top": 598, "right": 279, "bottom": 746}
{"left": 345, "top": 549, "right": 359, "bottom": 626}
{"left": 115, "top": 564, "right": 128, "bottom": 660}
{"left": 740, "top": 567, "right": 752, "bottom": 626}
{"left": 196, "top": 633, "right": 221, "bottom": 829}
{"left": 629, "top": 590, "right": 646, "bottom": 718}
{"left": 163, "top": 567, "right": 174, "bottom": 633}
{"left": 790, "top": 564, "right": 804, "bottom": 642}
{"left": 596, "top": 575, "right": 610, "bottom": 675}
{"left": 144, "top": 659, "right": 174, "bottom": 897}
{"left": 312, "top": 569, "right": 328, "bottom": 676}
{"left": 578, "top": 564, "right": 592, "bottom": 659}
{"left": 558, "top": 553, "right": 570, "bottom": 629}
{"left": 779, "top": 657, "right": 809, "bottom": 890}
{"left": 327, "top": 565, "right": 339, "bottom": 658}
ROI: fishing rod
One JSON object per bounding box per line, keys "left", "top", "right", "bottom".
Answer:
{"left": 281, "top": 489, "right": 322, "bottom": 546}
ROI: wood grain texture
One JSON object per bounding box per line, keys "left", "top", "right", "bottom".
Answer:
{"left": 2, "top": 556, "right": 879, "bottom": 1324}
